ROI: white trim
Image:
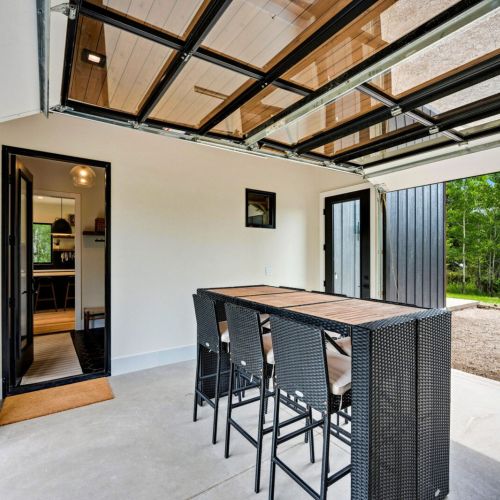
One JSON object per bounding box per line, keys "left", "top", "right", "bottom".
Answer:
{"left": 111, "top": 344, "right": 196, "bottom": 376}
{"left": 34, "top": 189, "right": 82, "bottom": 329}
{"left": 364, "top": 131, "right": 500, "bottom": 179}
{"left": 319, "top": 183, "right": 383, "bottom": 299}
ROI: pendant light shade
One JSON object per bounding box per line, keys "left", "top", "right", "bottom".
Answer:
{"left": 70, "top": 165, "right": 96, "bottom": 188}
{"left": 52, "top": 218, "right": 72, "bottom": 234}
{"left": 52, "top": 198, "right": 72, "bottom": 234}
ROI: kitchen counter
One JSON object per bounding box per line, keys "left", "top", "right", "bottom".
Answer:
{"left": 33, "top": 269, "right": 75, "bottom": 277}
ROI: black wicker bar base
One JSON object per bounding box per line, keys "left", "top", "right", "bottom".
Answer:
{"left": 194, "top": 285, "right": 451, "bottom": 500}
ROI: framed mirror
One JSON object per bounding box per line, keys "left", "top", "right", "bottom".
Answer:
{"left": 246, "top": 189, "right": 276, "bottom": 229}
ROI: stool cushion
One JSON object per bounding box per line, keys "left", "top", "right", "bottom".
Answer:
{"left": 326, "top": 351, "right": 351, "bottom": 396}
{"left": 326, "top": 336, "right": 352, "bottom": 356}
{"left": 218, "top": 321, "right": 230, "bottom": 343}
{"left": 262, "top": 333, "right": 275, "bottom": 364}
{"left": 260, "top": 313, "right": 270, "bottom": 324}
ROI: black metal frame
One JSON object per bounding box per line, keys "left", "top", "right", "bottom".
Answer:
{"left": 1, "top": 146, "right": 112, "bottom": 397}
{"left": 197, "top": 0, "right": 378, "bottom": 134}
{"left": 58, "top": 0, "right": 499, "bottom": 167}
{"left": 243, "top": 0, "right": 490, "bottom": 138}
{"left": 324, "top": 189, "right": 371, "bottom": 299}
{"left": 245, "top": 188, "right": 276, "bottom": 229}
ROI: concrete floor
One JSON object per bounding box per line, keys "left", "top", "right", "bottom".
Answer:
{"left": 0, "top": 362, "right": 499, "bottom": 500}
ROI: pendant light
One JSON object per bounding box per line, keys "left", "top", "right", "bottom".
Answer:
{"left": 70, "top": 165, "right": 96, "bottom": 188}
{"left": 52, "top": 198, "right": 72, "bottom": 234}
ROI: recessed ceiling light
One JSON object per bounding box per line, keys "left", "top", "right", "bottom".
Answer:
{"left": 82, "top": 49, "right": 106, "bottom": 67}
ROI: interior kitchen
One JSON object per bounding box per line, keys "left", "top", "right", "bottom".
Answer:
{"left": 15, "top": 154, "right": 108, "bottom": 387}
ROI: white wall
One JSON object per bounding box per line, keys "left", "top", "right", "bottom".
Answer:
{"left": 0, "top": 113, "right": 362, "bottom": 378}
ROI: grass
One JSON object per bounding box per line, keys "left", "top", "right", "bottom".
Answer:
{"left": 447, "top": 292, "right": 500, "bottom": 305}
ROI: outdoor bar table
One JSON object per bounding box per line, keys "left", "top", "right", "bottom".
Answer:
{"left": 197, "top": 285, "right": 451, "bottom": 500}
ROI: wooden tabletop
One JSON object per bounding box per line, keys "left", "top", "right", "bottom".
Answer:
{"left": 243, "top": 291, "right": 349, "bottom": 308}
{"left": 206, "top": 285, "right": 424, "bottom": 325}
{"left": 287, "top": 300, "right": 423, "bottom": 325}
{"left": 207, "top": 286, "right": 296, "bottom": 297}
{"left": 204, "top": 286, "right": 424, "bottom": 326}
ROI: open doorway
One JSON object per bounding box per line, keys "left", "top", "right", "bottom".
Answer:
{"left": 2, "top": 147, "right": 111, "bottom": 395}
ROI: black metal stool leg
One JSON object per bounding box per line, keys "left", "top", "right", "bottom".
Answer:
{"left": 212, "top": 354, "right": 221, "bottom": 445}
{"left": 51, "top": 281, "right": 58, "bottom": 311}
{"left": 320, "top": 413, "right": 331, "bottom": 500}
{"left": 224, "top": 362, "right": 235, "bottom": 458}
{"left": 255, "top": 376, "right": 266, "bottom": 493}
{"left": 306, "top": 405, "right": 315, "bottom": 464}
{"left": 193, "top": 345, "right": 201, "bottom": 422}
{"left": 264, "top": 375, "right": 270, "bottom": 416}
{"left": 268, "top": 387, "right": 280, "bottom": 500}
{"left": 236, "top": 370, "right": 242, "bottom": 403}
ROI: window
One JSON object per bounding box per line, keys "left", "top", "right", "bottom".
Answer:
{"left": 246, "top": 189, "right": 276, "bottom": 229}
{"left": 33, "top": 223, "right": 52, "bottom": 264}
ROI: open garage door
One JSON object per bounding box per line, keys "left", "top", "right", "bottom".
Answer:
{"left": 384, "top": 183, "right": 446, "bottom": 308}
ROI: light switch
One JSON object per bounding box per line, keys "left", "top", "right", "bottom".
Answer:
{"left": 265, "top": 266, "right": 272, "bottom": 276}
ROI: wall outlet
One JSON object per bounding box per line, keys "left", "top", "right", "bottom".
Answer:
{"left": 265, "top": 266, "right": 272, "bottom": 276}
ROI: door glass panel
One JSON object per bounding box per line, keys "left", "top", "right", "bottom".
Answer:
{"left": 20, "top": 177, "right": 28, "bottom": 349}
{"left": 212, "top": 85, "right": 302, "bottom": 137}
{"left": 267, "top": 90, "right": 383, "bottom": 146}
{"left": 283, "top": 0, "right": 460, "bottom": 90}
{"left": 333, "top": 199, "right": 360, "bottom": 298}
{"left": 150, "top": 57, "right": 251, "bottom": 128}
{"left": 69, "top": 16, "right": 176, "bottom": 114}
{"left": 202, "top": 0, "right": 349, "bottom": 71}
{"left": 367, "top": 8, "right": 500, "bottom": 99}
{"left": 86, "top": 0, "right": 206, "bottom": 40}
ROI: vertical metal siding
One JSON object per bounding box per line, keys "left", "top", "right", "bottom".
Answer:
{"left": 385, "top": 183, "right": 446, "bottom": 308}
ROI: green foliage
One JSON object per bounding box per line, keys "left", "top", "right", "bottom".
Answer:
{"left": 33, "top": 223, "right": 52, "bottom": 264}
{"left": 447, "top": 293, "right": 500, "bottom": 305}
{"left": 446, "top": 173, "right": 499, "bottom": 297}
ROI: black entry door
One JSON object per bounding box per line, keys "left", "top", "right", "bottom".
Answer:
{"left": 325, "top": 189, "right": 370, "bottom": 298}
{"left": 9, "top": 154, "right": 35, "bottom": 385}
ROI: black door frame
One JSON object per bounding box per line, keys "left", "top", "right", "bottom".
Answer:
{"left": 12, "top": 160, "right": 35, "bottom": 385}
{"left": 2, "top": 146, "right": 112, "bottom": 396}
{"left": 324, "top": 189, "right": 371, "bottom": 299}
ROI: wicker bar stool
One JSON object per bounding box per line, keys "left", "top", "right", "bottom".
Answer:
{"left": 224, "top": 303, "right": 313, "bottom": 494}
{"left": 192, "top": 294, "right": 230, "bottom": 444}
{"left": 268, "top": 316, "right": 352, "bottom": 500}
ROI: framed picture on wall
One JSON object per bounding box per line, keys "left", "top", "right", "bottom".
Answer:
{"left": 246, "top": 189, "right": 276, "bottom": 229}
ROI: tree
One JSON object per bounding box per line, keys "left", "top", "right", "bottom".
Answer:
{"left": 446, "top": 173, "right": 499, "bottom": 297}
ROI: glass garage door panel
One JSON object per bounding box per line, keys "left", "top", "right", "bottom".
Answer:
{"left": 69, "top": 16, "right": 176, "bottom": 114}
{"left": 333, "top": 199, "right": 361, "bottom": 298}
{"left": 86, "top": 0, "right": 206, "bottom": 40}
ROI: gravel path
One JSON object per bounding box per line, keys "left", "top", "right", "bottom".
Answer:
{"left": 452, "top": 307, "right": 500, "bottom": 381}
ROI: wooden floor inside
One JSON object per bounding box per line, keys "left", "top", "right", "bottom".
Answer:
{"left": 34, "top": 310, "right": 75, "bottom": 334}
